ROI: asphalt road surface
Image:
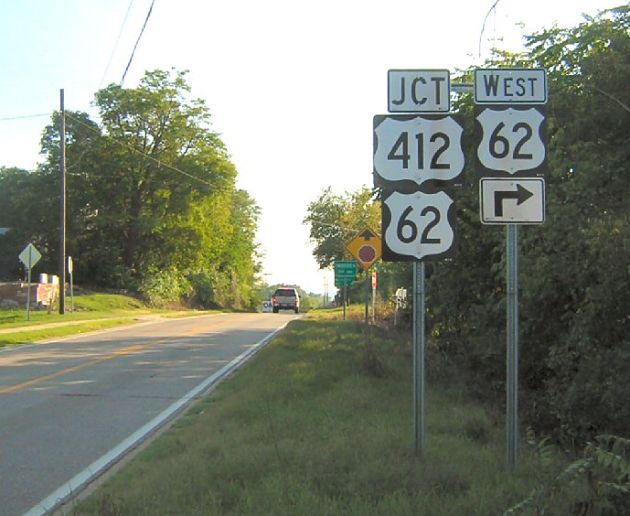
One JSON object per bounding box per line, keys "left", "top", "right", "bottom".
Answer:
{"left": 0, "top": 312, "right": 297, "bottom": 516}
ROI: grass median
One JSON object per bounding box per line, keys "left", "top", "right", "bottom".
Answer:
{"left": 71, "top": 311, "right": 564, "bottom": 515}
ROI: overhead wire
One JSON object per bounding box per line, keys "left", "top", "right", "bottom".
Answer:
{"left": 0, "top": 113, "right": 51, "bottom": 121}
{"left": 100, "top": 0, "right": 136, "bottom": 88}
{"left": 120, "top": 0, "right": 156, "bottom": 86}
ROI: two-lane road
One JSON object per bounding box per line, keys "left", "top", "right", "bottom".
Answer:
{"left": 0, "top": 312, "right": 297, "bottom": 516}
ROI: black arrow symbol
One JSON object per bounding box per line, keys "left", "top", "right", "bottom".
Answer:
{"left": 360, "top": 229, "right": 376, "bottom": 240}
{"left": 494, "top": 184, "right": 534, "bottom": 216}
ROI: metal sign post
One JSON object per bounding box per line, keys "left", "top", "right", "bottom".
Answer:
{"left": 364, "top": 273, "right": 370, "bottom": 325}
{"left": 413, "top": 261, "right": 427, "bottom": 455}
{"left": 25, "top": 266, "right": 32, "bottom": 321}
{"left": 506, "top": 224, "right": 519, "bottom": 470}
{"left": 371, "top": 272, "right": 377, "bottom": 324}
{"left": 68, "top": 256, "right": 74, "bottom": 312}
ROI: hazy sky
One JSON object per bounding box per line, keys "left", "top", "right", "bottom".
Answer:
{"left": 0, "top": 0, "right": 618, "bottom": 293}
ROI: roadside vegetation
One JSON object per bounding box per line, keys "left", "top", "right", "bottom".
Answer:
{"left": 72, "top": 309, "right": 629, "bottom": 515}
{"left": 0, "top": 292, "right": 215, "bottom": 348}
{"left": 305, "top": 7, "right": 630, "bottom": 453}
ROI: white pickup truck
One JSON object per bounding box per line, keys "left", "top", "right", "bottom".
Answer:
{"left": 271, "top": 287, "right": 300, "bottom": 313}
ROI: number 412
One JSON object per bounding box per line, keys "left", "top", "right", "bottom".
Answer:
{"left": 387, "top": 131, "right": 451, "bottom": 170}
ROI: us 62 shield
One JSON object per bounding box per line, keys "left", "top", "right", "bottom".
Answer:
{"left": 382, "top": 190, "right": 456, "bottom": 261}
{"left": 373, "top": 114, "right": 465, "bottom": 188}
{"left": 475, "top": 106, "right": 547, "bottom": 176}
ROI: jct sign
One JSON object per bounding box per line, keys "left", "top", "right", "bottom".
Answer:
{"left": 388, "top": 69, "right": 450, "bottom": 113}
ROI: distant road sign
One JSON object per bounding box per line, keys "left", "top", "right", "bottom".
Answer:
{"left": 373, "top": 114, "right": 465, "bottom": 187}
{"left": 388, "top": 69, "right": 450, "bottom": 113}
{"left": 346, "top": 228, "right": 381, "bottom": 270}
{"left": 480, "top": 178, "right": 545, "bottom": 224}
{"left": 18, "top": 243, "right": 42, "bottom": 269}
{"left": 476, "top": 106, "right": 546, "bottom": 176}
{"left": 334, "top": 260, "right": 358, "bottom": 287}
{"left": 474, "top": 68, "right": 547, "bottom": 104}
{"left": 382, "top": 190, "right": 456, "bottom": 261}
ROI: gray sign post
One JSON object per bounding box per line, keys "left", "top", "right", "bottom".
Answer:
{"left": 413, "top": 261, "right": 426, "bottom": 454}
{"left": 506, "top": 224, "right": 519, "bottom": 469}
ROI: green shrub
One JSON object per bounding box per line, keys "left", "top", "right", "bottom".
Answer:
{"left": 505, "top": 435, "right": 630, "bottom": 515}
{"left": 137, "top": 267, "right": 192, "bottom": 307}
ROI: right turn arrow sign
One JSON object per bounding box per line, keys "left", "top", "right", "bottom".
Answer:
{"left": 480, "top": 178, "right": 545, "bottom": 224}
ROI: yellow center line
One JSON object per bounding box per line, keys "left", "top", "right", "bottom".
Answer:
{"left": 0, "top": 321, "right": 223, "bottom": 395}
{"left": 0, "top": 343, "right": 151, "bottom": 395}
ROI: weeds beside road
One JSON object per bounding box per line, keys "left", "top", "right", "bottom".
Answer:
{"left": 71, "top": 310, "right": 565, "bottom": 515}
{"left": 0, "top": 293, "right": 216, "bottom": 349}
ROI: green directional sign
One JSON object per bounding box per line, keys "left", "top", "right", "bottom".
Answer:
{"left": 334, "top": 260, "right": 358, "bottom": 287}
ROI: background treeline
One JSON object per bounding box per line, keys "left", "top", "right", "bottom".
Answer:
{"left": 305, "top": 6, "right": 630, "bottom": 448}
{"left": 0, "top": 70, "right": 261, "bottom": 310}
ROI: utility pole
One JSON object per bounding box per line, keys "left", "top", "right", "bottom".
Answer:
{"left": 59, "top": 89, "right": 66, "bottom": 314}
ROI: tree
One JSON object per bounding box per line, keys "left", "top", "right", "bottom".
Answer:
{"left": 304, "top": 186, "right": 380, "bottom": 269}
{"left": 20, "top": 68, "right": 262, "bottom": 308}
{"left": 0, "top": 167, "right": 56, "bottom": 279}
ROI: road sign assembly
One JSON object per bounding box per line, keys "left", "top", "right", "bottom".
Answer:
{"left": 473, "top": 67, "right": 548, "bottom": 470}
{"left": 372, "top": 66, "right": 549, "bottom": 467}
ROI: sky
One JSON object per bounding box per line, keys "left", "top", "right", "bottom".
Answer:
{"left": 0, "top": 0, "right": 619, "bottom": 294}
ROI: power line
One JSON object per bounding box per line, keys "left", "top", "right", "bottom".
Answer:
{"left": 120, "top": 0, "right": 156, "bottom": 86}
{"left": 0, "top": 113, "right": 51, "bottom": 122}
{"left": 100, "top": 0, "right": 136, "bottom": 88}
{"left": 65, "top": 112, "right": 213, "bottom": 187}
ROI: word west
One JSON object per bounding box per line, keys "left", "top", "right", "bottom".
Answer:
{"left": 474, "top": 69, "right": 547, "bottom": 104}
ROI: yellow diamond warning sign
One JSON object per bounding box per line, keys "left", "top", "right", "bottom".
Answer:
{"left": 346, "top": 227, "right": 382, "bottom": 270}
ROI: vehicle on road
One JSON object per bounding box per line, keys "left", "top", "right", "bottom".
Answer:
{"left": 271, "top": 287, "right": 300, "bottom": 313}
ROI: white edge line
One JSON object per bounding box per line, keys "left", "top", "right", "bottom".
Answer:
{"left": 23, "top": 323, "right": 288, "bottom": 516}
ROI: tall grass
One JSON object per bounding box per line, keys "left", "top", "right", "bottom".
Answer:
{"left": 0, "top": 293, "right": 149, "bottom": 328}
{"left": 73, "top": 316, "right": 565, "bottom": 515}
